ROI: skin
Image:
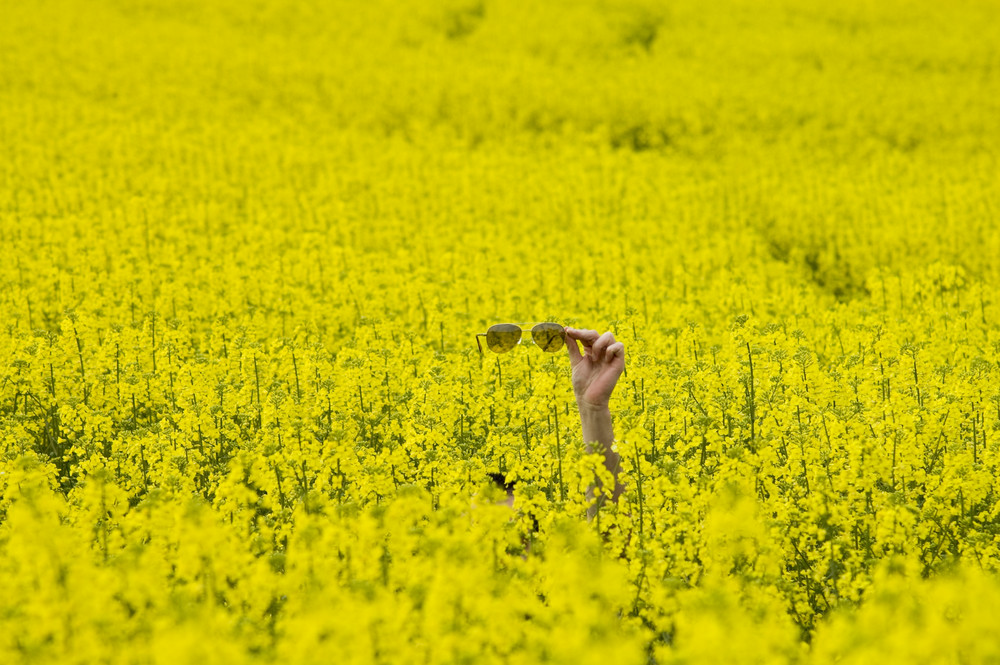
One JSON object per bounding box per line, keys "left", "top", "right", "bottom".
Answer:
{"left": 564, "top": 327, "right": 626, "bottom": 517}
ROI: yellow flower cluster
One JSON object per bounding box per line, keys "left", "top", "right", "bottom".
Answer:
{"left": 2, "top": 0, "right": 999, "bottom": 662}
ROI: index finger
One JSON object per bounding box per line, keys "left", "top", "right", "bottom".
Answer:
{"left": 565, "top": 327, "right": 600, "bottom": 347}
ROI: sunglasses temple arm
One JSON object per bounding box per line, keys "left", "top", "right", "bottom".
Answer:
{"left": 476, "top": 333, "right": 486, "bottom": 355}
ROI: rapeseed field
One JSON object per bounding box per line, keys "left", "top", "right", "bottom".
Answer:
{"left": 2, "top": 0, "right": 999, "bottom": 662}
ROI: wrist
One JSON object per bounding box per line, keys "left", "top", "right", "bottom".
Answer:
{"left": 577, "top": 399, "right": 611, "bottom": 415}
{"left": 578, "top": 402, "right": 612, "bottom": 432}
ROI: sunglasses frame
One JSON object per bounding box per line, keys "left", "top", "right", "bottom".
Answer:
{"left": 476, "top": 322, "right": 566, "bottom": 355}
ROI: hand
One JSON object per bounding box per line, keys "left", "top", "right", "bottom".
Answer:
{"left": 564, "top": 328, "right": 625, "bottom": 411}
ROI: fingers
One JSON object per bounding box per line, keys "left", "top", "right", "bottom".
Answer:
{"left": 566, "top": 328, "right": 623, "bottom": 364}
{"left": 606, "top": 341, "right": 625, "bottom": 365}
{"left": 591, "top": 332, "right": 617, "bottom": 362}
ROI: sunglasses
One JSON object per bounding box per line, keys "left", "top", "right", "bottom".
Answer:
{"left": 476, "top": 322, "right": 566, "bottom": 354}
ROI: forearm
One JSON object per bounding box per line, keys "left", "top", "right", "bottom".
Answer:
{"left": 580, "top": 404, "right": 624, "bottom": 507}
{"left": 564, "top": 326, "right": 626, "bottom": 515}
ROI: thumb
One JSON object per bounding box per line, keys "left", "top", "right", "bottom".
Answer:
{"left": 564, "top": 327, "right": 584, "bottom": 366}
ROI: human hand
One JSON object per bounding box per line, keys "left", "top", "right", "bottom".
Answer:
{"left": 564, "top": 328, "right": 625, "bottom": 411}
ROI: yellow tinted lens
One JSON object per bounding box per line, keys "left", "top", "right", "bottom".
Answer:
{"left": 532, "top": 323, "right": 565, "bottom": 352}
{"left": 487, "top": 324, "right": 522, "bottom": 352}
